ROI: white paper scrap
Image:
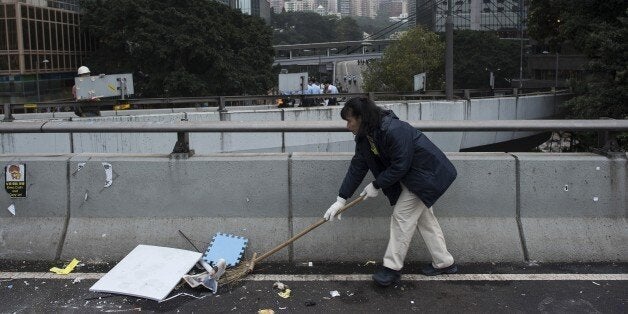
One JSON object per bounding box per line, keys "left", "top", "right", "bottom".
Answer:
{"left": 7, "top": 204, "right": 15, "bottom": 215}
{"left": 102, "top": 162, "right": 113, "bottom": 187}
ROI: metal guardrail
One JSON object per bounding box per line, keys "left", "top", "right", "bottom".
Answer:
{"left": 0, "top": 119, "right": 625, "bottom": 157}
{"left": 1, "top": 120, "right": 627, "bottom": 133}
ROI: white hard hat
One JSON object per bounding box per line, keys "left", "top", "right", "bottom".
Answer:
{"left": 77, "top": 66, "right": 90, "bottom": 75}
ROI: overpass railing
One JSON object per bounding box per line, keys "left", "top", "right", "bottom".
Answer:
{"left": 1, "top": 88, "right": 568, "bottom": 119}
{"left": 0, "top": 119, "right": 625, "bottom": 157}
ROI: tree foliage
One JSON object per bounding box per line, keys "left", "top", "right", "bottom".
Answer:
{"left": 271, "top": 11, "right": 362, "bottom": 44}
{"left": 363, "top": 27, "right": 444, "bottom": 92}
{"left": 452, "top": 30, "right": 521, "bottom": 89}
{"left": 528, "top": 0, "right": 627, "bottom": 120}
{"left": 353, "top": 15, "right": 397, "bottom": 39}
{"left": 80, "top": 0, "right": 275, "bottom": 97}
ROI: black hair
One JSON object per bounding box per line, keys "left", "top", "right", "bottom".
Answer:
{"left": 340, "top": 97, "right": 383, "bottom": 137}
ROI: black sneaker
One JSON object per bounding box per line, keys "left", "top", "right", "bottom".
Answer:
{"left": 421, "top": 263, "right": 458, "bottom": 276}
{"left": 372, "top": 266, "right": 401, "bottom": 287}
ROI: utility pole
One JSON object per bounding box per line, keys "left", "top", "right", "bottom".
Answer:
{"left": 518, "top": 0, "right": 523, "bottom": 88}
{"left": 445, "top": 0, "right": 453, "bottom": 99}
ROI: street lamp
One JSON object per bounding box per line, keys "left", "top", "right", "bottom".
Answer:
{"left": 36, "top": 58, "right": 49, "bottom": 102}
{"left": 542, "top": 50, "right": 558, "bottom": 88}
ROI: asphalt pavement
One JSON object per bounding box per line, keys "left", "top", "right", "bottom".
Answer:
{"left": 1, "top": 261, "right": 626, "bottom": 313}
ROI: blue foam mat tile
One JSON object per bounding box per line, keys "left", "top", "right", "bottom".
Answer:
{"left": 202, "top": 233, "right": 248, "bottom": 267}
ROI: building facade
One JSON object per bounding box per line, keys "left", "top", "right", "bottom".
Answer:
{"left": 0, "top": 0, "right": 92, "bottom": 102}
{"left": 230, "top": 0, "right": 271, "bottom": 23}
{"left": 416, "top": 0, "right": 526, "bottom": 37}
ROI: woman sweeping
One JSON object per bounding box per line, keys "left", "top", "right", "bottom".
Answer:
{"left": 324, "top": 97, "right": 459, "bottom": 287}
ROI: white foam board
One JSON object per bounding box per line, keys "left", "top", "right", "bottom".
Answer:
{"left": 89, "top": 244, "right": 202, "bottom": 301}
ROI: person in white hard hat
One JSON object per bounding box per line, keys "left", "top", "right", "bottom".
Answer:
{"left": 72, "top": 66, "right": 90, "bottom": 100}
{"left": 72, "top": 66, "right": 100, "bottom": 117}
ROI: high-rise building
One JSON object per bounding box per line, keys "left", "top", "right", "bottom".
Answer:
{"left": 270, "top": 0, "right": 285, "bottom": 13}
{"left": 326, "top": 0, "right": 338, "bottom": 14}
{"left": 415, "top": 0, "right": 526, "bottom": 37}
{"left": 231, "top": 0, "right": 271, "bottom": 23}
{"left": 338, "top": 0, "right": 351, "bottom": 16}
{"left": 0, "top": 0, "right": 92, "bottom": 102}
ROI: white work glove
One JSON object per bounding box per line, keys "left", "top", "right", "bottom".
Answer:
{"left": 324, "top": 196, "right": 346, "bottom": 221}
{"left": 360, "top": 182, "right": 379, "bottom": 200}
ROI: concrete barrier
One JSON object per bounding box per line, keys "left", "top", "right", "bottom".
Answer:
{"left": 515, "top": 153, "right": 628, "bottom": 262}
{"left": 59, "top": 154, "right": 290, "bottom": 262}
{"left": 0, "top": 155, "right": 70, "bottom": 260}
{"left": 1, "top": 152, "right": 624, "bottom": 263}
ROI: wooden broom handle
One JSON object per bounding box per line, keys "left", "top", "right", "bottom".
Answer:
{"left": 253, "top": 195, "right": 365, "bottom": 263}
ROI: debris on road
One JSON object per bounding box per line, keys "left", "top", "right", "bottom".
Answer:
{"left": 330, "top": 290, "right": 340, "bottom": 298}
{"left": 258, "top": 309, "right": 274, "bottom": 314}
{"left": 202, "top": 233, "right": 248, "bottom": 267}
{"left": 89, "top": 245, "right": 202, "bottom": 301}
{"left": 278, "top": 288, "right": 291, "bottom": 298}
{"left": 183, "top": 258, "right": 227, "bottom": 294}
{"left": 273, "top": 281, "right": 288, "bottom": 291}
{"left": 159, "top": 292, "right": 206, "bottom": 303}
{"left": 50, "top": 258, "right": 80, "bottom": 275}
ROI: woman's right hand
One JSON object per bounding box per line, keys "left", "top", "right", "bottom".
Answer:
{"left": 323, "top": 196, "right": 346, "bottom": 221}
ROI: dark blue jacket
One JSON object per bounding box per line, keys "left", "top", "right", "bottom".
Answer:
{"left": 339, "top": 110, "right": 457, "bottom": 208}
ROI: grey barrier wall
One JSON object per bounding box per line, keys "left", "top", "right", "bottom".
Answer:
{"left": 1, "top": 152, "right": 626, "bottom": 263}
{"left": 1, "top": 94, "right": 566, "bottom": 154}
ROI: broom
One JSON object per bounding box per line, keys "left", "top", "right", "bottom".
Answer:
{"left": 220, "top": 195, "right": 365, "bottom": 285}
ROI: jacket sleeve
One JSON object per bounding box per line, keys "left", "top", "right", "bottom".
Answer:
{"left": 373, "top": 125, "right": 414, "bottom": 190}
{"left": 339, "top": 146, "right": 369, "bottom": 200}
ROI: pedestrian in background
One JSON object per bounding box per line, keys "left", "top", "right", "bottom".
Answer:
{"left": 323, "top": 97, "right": 458, "bottom": 287}
{"left": 324, "top": 81, "right": 338, "bottom": 106}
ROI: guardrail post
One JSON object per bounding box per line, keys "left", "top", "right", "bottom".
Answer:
{"left": 464, "top": 89, "right": 470, "bottom": 100}
{"left": 171, "top": 131, "right": 194, "bottom": 159}
{"left": 513, "top": 88, "right": 518, "bottom": 96}
{"left": 3, "top": 103, "right": 13, "bottom": 121}
{"left": 218, "top": 96, "right": 227, "bottom": 112}
{"left": 368, "top": 92, "right": 375, "bottom": 102}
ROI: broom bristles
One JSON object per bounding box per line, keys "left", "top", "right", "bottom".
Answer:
{"left": 220, "top": 252, "right": 258, "bottom": 286}
{"left": 219, "top": 260, "right": 252, "bottom": 285}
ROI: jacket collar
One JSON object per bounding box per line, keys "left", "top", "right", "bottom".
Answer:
{"left": 378, "top": 109, "right": 398, "bottom": 132}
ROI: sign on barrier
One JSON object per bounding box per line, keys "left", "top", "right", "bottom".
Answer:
{"left": 5, "top": 163, "right": 26, "bottom": 198}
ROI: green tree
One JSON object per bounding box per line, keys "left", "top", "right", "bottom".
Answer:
{"left": 271, "top": 11, "right": 337, "bottom": 44}
{"left": 452, "top": 30, "right": 521, "bottom": 89}
{"left": 335, "top": 17, "right": 362, "bottom": 41}
{"left": 528, "top": 0, "right": 627, "bottom": 119}
{"left": 354, "top": 15, "right": 398, "bottom": 39}
{"left": 363, "top": 27, "right": 444, "bottom": 92}
{"left": 528, "top": 0, "right": 627, "bottom": 150}
{"left": 80, "top": 0, "right": 275, "bottom": 97}
{"left": 271, "top": 12, "right": 362, "bottom": 44}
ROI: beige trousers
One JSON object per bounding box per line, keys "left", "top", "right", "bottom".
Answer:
{"left": 383, "top": 184, "right": 454, "bottom": 270}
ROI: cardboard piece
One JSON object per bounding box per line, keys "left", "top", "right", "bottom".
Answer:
{"left": 89, "top": 245, "right": 202, "bottom": 301}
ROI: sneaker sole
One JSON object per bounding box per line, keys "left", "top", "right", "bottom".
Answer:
{"left": 422, "top": 266, "right": 458, "bottom": 276}
{"left": 372, "top": 277, "right": 401, "bottom": 287}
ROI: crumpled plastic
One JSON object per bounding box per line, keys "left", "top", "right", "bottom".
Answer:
{"left": 182, "top": 258, "right": 226, "bottom": 294}
{"left": 50, "top": 258, "right": 80, "bottom": 275}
